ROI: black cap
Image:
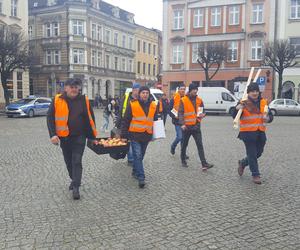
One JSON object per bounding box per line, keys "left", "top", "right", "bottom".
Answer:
{"left": 139, "top": 86, "right": 150, "bottom": 94}
{"left": 65, "top": 78, "right": 82, "bottom": 86}
{"left": 188, "top": 82, "right": 198, "bottom": 93}
{"left": 178, "top": 83, "right": 185, "bottom": 88}
{"left": 247, "top": 82, "right": 260, "bottom": 93}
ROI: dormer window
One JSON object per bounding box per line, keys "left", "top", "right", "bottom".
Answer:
{"left": 47, "top": 0, "right": 57, "bottom": 6}
{"left": 127, "top": 14, "right": 134, "bottom": 23}
{"left": 112, "top": 7, "right": 120, "bottom": 18}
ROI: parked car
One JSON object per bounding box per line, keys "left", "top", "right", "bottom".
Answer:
{"left": 269, "top": 99, "right": 300, "bottom": 116}
{"left": 5, "top": 96, "right": 52, "bottom": 118}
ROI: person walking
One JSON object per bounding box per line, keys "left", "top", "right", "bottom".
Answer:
{"left": 47, "top": 78, "right": 98, "bottom": 200}
{"left": 178, "top": 82, "right": 214, "bottom": 171}
{"left": 116, "top": 82, "right": 140, "bottom": 166}
{"left": 121, "top": 86, "right": 158, "bottom": 188}
{"left": 161, "top": 94, "right": 169, "bottom": 126}
{"left": 102, "top": 99, "right": 115, "bottom": 132}
{"left": 232, "top": 82, "right": 273, "bottom": 184}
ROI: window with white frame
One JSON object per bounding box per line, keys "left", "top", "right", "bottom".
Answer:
{"left": 114, "top": 32, "right": 118, "bottom": 46}
{"left": 211, "top": 7, "right": 221, "bottom": 26}
{"left": 91, "top": 24, "right": 96, "bottom": 40}
{"left": 122, "top": 58, "right": 126, "bottom": 71}
{"left": 28, "top": 26, "right": 33, "bottom": 38}
{"left": 153, "top": 45, "right": 156, "bottom": 56}
{"left": 73, "top": 48, "right": 85, "bottom": 64}
{"left": 46, "top": 50, "right": 52, "bottom": 64}
{"left": 229, "top": 5, "right": 240, "bottom": 25}
{"left": 228, "top": 41, "right": 238, "bottom": 62}
{"left": 91, "top": 50, "right": 96, "bottom": 66}
{"left": 54, "top": 50, "right": 60, "bottom": 64}
{"left": 0, "top": 1, "right": 3, "bottom": 14}
{"left": 45, "top": 50, "right": 60, "bottom": 65}
{"left": 122, "top": 34, "right": 126, "bottom": 48}
{"left": 153, "top": 64, "right": 156, "bottom": 76}
{"left": 173, "top": 9, "right": 184, "bottom": 30}
{"left": 53, "top": 22, "right": 59, "bottom": 36}
{"left": 251, "top": 40, "right": 263, "bottom": 60}
{"left": 46, "top": 23, "right": 51, "bottom": 37}
{"left": 148, "top": 64, "right": 151, "bottom": 75}
{"left": 45, "top": 22, "right": 59, "bottom": 37}
{"left": 194, "top": 8, "right": 204, "bottom": 28}
{"left": 106, "top": 54, "right": 110, "bottom": 68}
{"left": 291, "top": 0, "right": 300, "bottom": 19}
{"left": 172, "top": 45, "right": 183, "bottom": 64}
{"left": 105, "top": 29, "right": 111, "bottom": 44}
{"left": 114, "top": 56, "right": 118, "bottom": 70}
{"left": 11, "top": 0, "right": 17, "bottom": 17}
{"left": 97, "top": 25, "right": 102, "bottom": 40}
{"left": 72, "top": 20, "right": 84, "bottom": 36}
{"left": 192, "top": 43, "right": 200, "bottom": 63}
{"left": 290, "top": 37, "right": 300, "bottom": 55}
{"left": 129, "top": 37, "right": 133, "bottom": 50}
{"left": 128, "top": 59, "right": 133, "bottom": 72}
{"left": 97, "top": 51, "right": 102, "bottom": 67}
{"left": 252, "top": 4, "right": 263, "bottom": 23}
{"left": 148, "top": 43, "right": 151, "bottom": 54}
{"left": 143, "top": 41, "right": 146, "bottom": 53}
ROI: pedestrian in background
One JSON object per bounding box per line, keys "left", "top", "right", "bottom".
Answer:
{"left": 102, "top": 99, "right": 115, "bottom": 132}
{"left": 161, "top": 93, "right": 169, "bottom": 126}
{"left": 47, "top": 78, "right": 98, "bottom": 200}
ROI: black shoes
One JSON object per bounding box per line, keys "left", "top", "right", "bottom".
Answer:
{"left": 181, "top": 160, "right": 188, "bottom": 167}
{"left": 138, "top": 180, "right": 145, "bottom": 188}
{"left": 72, "top": 187, "right": 80, "bottom": 200}
{"left": 202, "top": 163, "right": 214, "bottom": 171}
{"left": 238, "top": 160, "right": 245, "bottom": 176}
{"left": 69, "top": 183, "right": 73, "bottom": 191}
{"left": 170, "top": 147, "right": 175, "bottom": 155}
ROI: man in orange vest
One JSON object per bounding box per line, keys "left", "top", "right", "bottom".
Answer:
{"left": 178, "top": 83, "right": 214, "bottom": 170}
{"left": 169, "top": 83, "right": 186, "bottom": 156}
{"left": 121, "top": 86, "right": 158, "bottom": 188}
{"left": 47, "top": 78, "right": 98, "bottom": 200}
{"left": 232, "top": 82, "right": 273, "bottom": 184}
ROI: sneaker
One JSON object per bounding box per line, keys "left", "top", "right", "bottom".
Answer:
{"left": 138, "top": 180, "right": 145, "bottom": 188}
{"left": 72, "top": 187, "right": 80, "bottom": 200}
{"left": 170, "top": 147, "right": 175, "bottom": 155}
{"left": 252, "top": 176, "right": 262, "bottom": 185}
{"left": 181, "top": 160, "right": 188, "bottom": 167}
{"left": 185, "top": 155, "right": 190, "bottom": 160}
{"left": 238, "top": 160, "right": 245, "bottom": 176}
{"left": 202, "top": 163, "right": 214, "bottom": 171}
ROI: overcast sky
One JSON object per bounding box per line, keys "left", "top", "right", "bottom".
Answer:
{"left": 105, "top": 0, "right": 163, "bottom": 30}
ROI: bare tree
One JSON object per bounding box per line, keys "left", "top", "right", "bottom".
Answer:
{"left": 0, "top": 26, "right": 30, "bottom": 105}
{"left": 264, "top": 40, "right": 298, "bottom": 98}
{"left": 197, "top": 43, "right": 227, "bottom": 81}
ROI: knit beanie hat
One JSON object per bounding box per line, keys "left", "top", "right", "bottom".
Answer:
{"left": 188, "top": 82, "right": 198, "bottom": 93}
{"left": 139, "top": 86, "right": 150, "bottom": 94}
{"left": 247, "top": 82, "right": 260, "bottom": 93}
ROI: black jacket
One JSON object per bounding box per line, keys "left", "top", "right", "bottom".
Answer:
{"left": 168, "top": 98, "right": 180, "bottom": 125}
{"left": 121, "top": 98, "right": 159, "bottom": 142}
{"left": 47, "top": 93, "right": 96, "bottom": 139}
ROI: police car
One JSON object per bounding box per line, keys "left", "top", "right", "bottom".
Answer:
{"left": 5, "top": 96, "right": 52, "bottom": 118}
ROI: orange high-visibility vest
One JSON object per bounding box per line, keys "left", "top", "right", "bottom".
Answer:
{"left": 54, "top": 94, "right": 97, "bottom": 137}
{"left": 173, "top": 92, "right": 181, "bottom": 111}
{"left": 129, "top": 100, "right": 156, "bottom": 134}
{"left": 181, "top": 95, "right": 203, "bottom": 126}
{"left": 239, "top": 99, "right": 268, "bottom": 132}
{"left": 159, "top": 99, "right": 163, "bottom": 113}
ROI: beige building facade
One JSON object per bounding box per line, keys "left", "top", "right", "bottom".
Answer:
{"left": 0, "top": 0, "right": 30, "bottom": 105}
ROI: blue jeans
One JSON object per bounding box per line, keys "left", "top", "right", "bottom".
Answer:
{"left": 171, "top": 125, "right": 182, "bottom": 150}
{"left": 131, "top": 141, "right": 149, "bottom": 181}
{"left": 127, "top": 144, "right": 134, "bottom": 163}
{"left": 102, "top": 113, "right": 109, "bottom": 130}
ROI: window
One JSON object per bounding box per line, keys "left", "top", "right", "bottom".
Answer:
{"left": 129, "top": 37, "right": 133, "bottom": 50}
{"left": 114, "top": 57, "right": 118, "bottom": 70}
{"left": 274, "top": 100, "right": 284, "bottom": 105}
{"left": 128, "top": 59, "right": 133, "bottom": 72}
{"left": 222, "top": 93, "right": 235, "bottom": 102}
{"left": 229, "top": 5, "right": 239, "bottom": 25}
{"left": 97, "top": 51, "right": 102, "bottom": 67}
{"left": 72, "top": 20, "right": 84, "bottom": 35}
{"left": 106, "top": 55, "right": 110, "bottom": 69}
{"left": 137, "top": 40, "right": 141, "bottom": 52}
{"left": 105, "top": 29, "right": 111, "bottom": 44}
{"left": 114, "top": 32, "right": 118, "bottom": 46}
{"left": 153, "top": 45, "right": 156, "bottom": 56}
{"left": 28, "top": 26, "right": 33, "bottom": 38}
{"left": 153, "top": 64, "right": 156, "bottom": 76}
{"left": 46, "top": 23, "right": 51, "bottom": 37}
{"left": 91, "top": 50, "right": 96, "bottom": 66}
{"left": 192, "top": 43, "right": 200, "bottom": 63}
{"left": 172, "top": 45, "right": 183, "bottom": 64}
{"left": 148, "top": 43, "right": 151, "bottom": 54}
{"left": 228, "top": 41, "right": 238, "bottom": 62}
{"left": 46, "top": 50, "right": 60, "bottom": 64}
{"left": 92, "top": 24, "right": 96, "bottom": 40}
{"left": 148, "top": 64, "right": 151, "bottom": 75}
{"left": 174, "top": 9, "right": 184, "bottom": 30}
{"left": 122, "top": 34, "right": 126, "bottom": 48}
{"left": 46, "top": 50, "right": 52, "bottom": 64}
{"left": 211, "top": 7, "right": 221, "bottom": 26}
{"left": 0, "top": 1, "right": 3, "bottom": 14}
{"left": 143, "top": 41, "right": 146, "bottom": 53}
{"left": 252, "top": 4, "right": 263, "bottom": 23}
{"left": 143, "top": 63, "right": 146, "bottom": 74}
{"left": 137, "top": 61, "right": 141, "bottom": 74}
{"left": 11, "top": 0, "right": 17, "bottom": 17}
{"left": 73, "top": 49, "right": 84, "bottom": 64}
{"left": 97, "top": 25, "right": 102, "bottom": 41}
{"left": 286, "top": 99, "right": 298, "bottom": 106}
{"left": 251, "top": 40, "right": 263, "bottom": 60}
{"left": 194, "top": 8, "right": 204, "bottom": 28}
{"left": 53, "top": 22, "right": 59, "bottom": 36}
{"left": 54, "top": 50, "right": 60, "bottom": 64}
{"left": 45, "top": 23, "right": 59, "bottom": 37}
{"left": 291, "top": 0, "right": 300, "bottom": 19}
{"left": 290, "top": 37, "right": 300, "bottom": 55}
{"left": 122, "top": 58, "right": 126, "bottom": 71}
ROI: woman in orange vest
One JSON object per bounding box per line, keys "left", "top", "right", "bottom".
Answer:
{"left": 47, "top": 78, "right": 98, "bottom": 200}
{"left": 233, "top": 82, "right": 273, "bottom": 184}
{"left": 121, "top": 86, "right": 159, "bottom": 188}
{"left": 178, "top": 83, "right": 214, "bottom": 171}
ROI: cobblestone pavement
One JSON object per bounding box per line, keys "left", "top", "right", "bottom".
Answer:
{"left": 0, "top": 110, "right": 299, "bottom": 250}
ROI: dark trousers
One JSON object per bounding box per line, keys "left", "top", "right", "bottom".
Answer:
{"left": 60, "top": 135, "right": 86, "bottom": 187}
{"left": 131, "top": 140, "right": 149, "bottom": 181}
{"left": 181, "top": 128, "right": 207, "bottom": 164}
{"left": 163, "top": 113, "right": 168, "bottom": 126}
{"left": 240, "top": 132, "right": 266, "bottom": 177}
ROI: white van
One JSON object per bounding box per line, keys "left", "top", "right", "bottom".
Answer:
{"left": 125, "top": 88, "right": 163, "bottom": 102}
{"left": 197, "top": 87, "right": 238, "bottom": 115}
